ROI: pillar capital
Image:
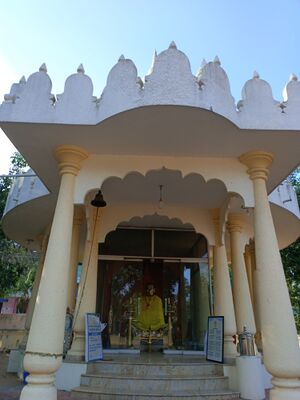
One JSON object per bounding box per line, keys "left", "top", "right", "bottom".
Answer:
{"left": 54, "top": 145, "right": 89, "bottom": 176}
{"left": 239, "top": 151, "right": 274, "bottom": 181}
{"left": 227, "top": 213, "right": 246, "bottom": 233}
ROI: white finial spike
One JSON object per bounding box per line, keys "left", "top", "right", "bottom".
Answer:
{"left": 290, "top": 73, "right": 298, "bottom": 82}
{"left": 118, "top": 54, "right": 125, "bottom": 61}
{"left": 154, "top": 49, "right": 158, "bottom": 58}
{"left": 214, "top": 56, "right": 221, "bottom": 65}
{"left": 169, "top": 41, "right": 177, "bottom": 49}
{"left": 253, "top": 70, "right": 260, "bottom": 79}
{"left": 39, "top": 63, "right": 47, "bottom": 73}
{"left": 201, "top": 58, "right": 207, "bottom": 68}
{"left": 77, "top": 64, "right": 85, "bottom": 74}
{"left": 19, "top": 76, "right": 26, "bottom": 84}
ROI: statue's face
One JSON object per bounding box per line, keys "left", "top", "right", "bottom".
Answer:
{"left": 147, "top": 284, "right": 155, "bottom": 296}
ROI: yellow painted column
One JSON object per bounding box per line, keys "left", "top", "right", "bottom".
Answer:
{"left": 227, "top": 214, "right": 256, "bottom": 335}
{"left": 20, "top": 145, "right": 88, "bottom": 400}
{"left": 240, "top": 151, "right": 300, "bottom": 400}
{"left": 67, "top": 207, "right": 84, "bottom": 312}
{"left": 244, "top": 244, "right": 254, "bottom": 304}
{"left": 68, "top": 205, "right": 101, "bottom": 359}
{"left": 212, "top": 210, "right": 238, "bottom": 358}
{"left": 249, "top": 239, "right": 263, "bottom": 351}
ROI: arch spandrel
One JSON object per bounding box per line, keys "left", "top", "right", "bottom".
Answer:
{"left": 76, "top": 156, "right": 254, "bottom": 207}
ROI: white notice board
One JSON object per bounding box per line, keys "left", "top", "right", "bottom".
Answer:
{"left": 85, "top": 313, "right": 106, "bottom": 363}
{"left": 206, "top": 316, "right": 224, "bottom": 363}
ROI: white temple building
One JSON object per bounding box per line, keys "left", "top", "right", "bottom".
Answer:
{"left": 1, "top": 42, "right": 300, "bottom": 400}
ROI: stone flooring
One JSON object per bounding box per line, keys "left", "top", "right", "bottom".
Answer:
{"left": 0, "top": 352, "right": 270, "bottom": 400}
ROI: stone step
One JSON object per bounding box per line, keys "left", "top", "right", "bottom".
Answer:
{"left": 87, "top": 361, "right": 224, "bottom": 377}
{"left": 71, "top": 386, "right": 240, "bottom": 399}
{"left": 80, "top": 374, "right": 229, "bottom": 393}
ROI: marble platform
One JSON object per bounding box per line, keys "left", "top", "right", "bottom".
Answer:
{"left": 72, "top": 354, "right": 240, "bottom": 399}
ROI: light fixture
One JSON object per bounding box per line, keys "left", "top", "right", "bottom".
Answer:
{"left": 158, "top": 184, "right": 164, "bottom": 209}
{"left": 91, "top": 189, "right": 107, "bottom": 208}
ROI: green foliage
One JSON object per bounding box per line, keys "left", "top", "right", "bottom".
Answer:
{"left": 281, "top": 167, "right": 300, "bottom": 333}
{"left": 0, "top": 239, "right": 37, "bottom": 297}
{"left": 0, "top": 152, "right": 38, "bottom": 298}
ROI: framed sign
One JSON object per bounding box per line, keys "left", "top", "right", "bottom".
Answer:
{"left": 85, "top": 313, "right": 106, "bottom": 363}
{"left": 206, "top": 316, "right": 224, "bottom": 363}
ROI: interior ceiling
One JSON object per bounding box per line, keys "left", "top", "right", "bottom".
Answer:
{"left": 2, "top": 105, "right": 300, "bottom": 195}
{"left": 101, "top": 168, "right": 228, "bottom": 208}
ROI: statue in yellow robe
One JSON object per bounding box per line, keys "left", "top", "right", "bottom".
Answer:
{"left": 134, "top": 284, "right": 167, "bottom": 331}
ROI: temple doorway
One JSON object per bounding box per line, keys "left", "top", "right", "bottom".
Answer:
{"left": 96, "top": 227, "right": 211, "bottom": 351}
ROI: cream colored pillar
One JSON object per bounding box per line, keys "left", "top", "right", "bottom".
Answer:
{"left": 192, "top": 265, "right": 210, "bottom": 346}
{"left": 67, "top": 207, "right": 84, "bottom": 312}
{"left": 212, "top": 210, "right": 238, "bottom": 358}
{"left": 243, "top": 244, "right": 254, "bottom": 304}
{"left": 68, "top": 204, "right": 100, "bottom": 359}
{"left": 20, "top": 145, "right": 88, "bottom": 400}
{"left": 227, "top": 214, "right": 256, "bottom": 336}
{"left": 249, "top": 239, "right": 263, "bottom": 351}
{"left": 240, "top": 151, "right": 300, "bottom": 400}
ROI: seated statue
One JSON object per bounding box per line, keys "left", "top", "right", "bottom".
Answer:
{"left": 133, "top": 284, "right": 167, "bottom": 331}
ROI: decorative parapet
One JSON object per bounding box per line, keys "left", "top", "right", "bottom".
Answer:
{"left": 1, "top": 42, "right": 300, "bottom": 129}
{"left": 269, "top": 181, "right": 300, "bottom": 218}
{"left": 3, "top": 169, "right": 49, "bottom": 216}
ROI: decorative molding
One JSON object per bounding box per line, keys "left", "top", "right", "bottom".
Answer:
{"left": 1, "top": 44, "right": 300, "bottom": 129}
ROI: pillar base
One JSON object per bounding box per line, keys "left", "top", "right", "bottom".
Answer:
{"left": 67, "top": 331, "right": 85, "bottom": 358}
{"left": 224, "top": 335, "right": 238, "bottom": 358}
{"left": 20, "top": 386, "right": 56, "bottom": 400}
{"left": 20, "top": 379, "right": 57, "bottom": 400}
{"left": 270, "top": 378, "right": 300, "bottom": 400}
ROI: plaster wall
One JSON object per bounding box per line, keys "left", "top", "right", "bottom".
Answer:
{"left": 75, "top": 154, "right": 254, "bottom": 207}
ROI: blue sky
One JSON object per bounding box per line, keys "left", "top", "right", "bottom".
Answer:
{"left": 0, "top": 0, "right": 300, "bottom": 172}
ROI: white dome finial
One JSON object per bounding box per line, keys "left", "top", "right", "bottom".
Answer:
{"left": 253, "top": 70, "right": 260, "bottom": 79}
{"left": 201, "top": 59, "right": 207, "bottom": 68}
{"left": 214, "top": 56, "right": 221, "bottom": 65}
{"left": 290, "top": 73, "right": 298, "bottom": 82}
{"left": 39, "top": 63, "right": 47, "bottom": 73}
{"left": 118, "top": 54, "right": 125, "bottom": 61}
{"left": 77, "top": 64, "right": 85, "bottom": 74}
{"left": 19, "top": 76, "right": 26, "bottom": 84}
{"left": 169, "top": 41, "right": 177, "bottom": 49}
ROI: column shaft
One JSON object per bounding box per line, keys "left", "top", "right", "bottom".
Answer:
{"left": 244, "top": 244, "right": 254, "bottom": 304}
{"left": 212, "top": 210, "right": 237, "bottom": 357}
{"left": 67, "top": 207, "right": 84, "bottom": 311}
{"left": 20, "top": 145, "right": 88, "bottom": 400}
{"left": 68, "top": 206, "right": 100, "bottom": 358}
{"left": 228, "top": 214, "right": 256, "bottom": 335}
{"left": 240, "top": 151, "right": 300, "bottom": 399}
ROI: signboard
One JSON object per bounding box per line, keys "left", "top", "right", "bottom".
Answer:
{"left": 85, "top": 313, "right": 106, "bottom": 363}
{"left": 1, "top": 297, "right": 18, "bottom": 314}
{"left": 206, "top": 316, "right": 224, "bottom": 363}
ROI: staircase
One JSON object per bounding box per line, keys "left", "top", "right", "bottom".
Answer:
{"left": 71, "top": 354, "right": 240, "bottom": 399}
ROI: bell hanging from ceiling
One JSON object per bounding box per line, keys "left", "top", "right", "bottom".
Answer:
{"left": 91, "top": 190, "right": 107, "bottom": 208}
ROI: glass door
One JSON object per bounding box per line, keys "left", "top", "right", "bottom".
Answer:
{"left": 163, "top": 260, "right": 211, "bottom": 350}
{"left": 97, "top": 258, "right": 211, "bottom": 350}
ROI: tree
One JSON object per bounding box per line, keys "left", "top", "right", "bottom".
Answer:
{"left": 281, "top": 167, "right": 300, "bottom": 332}
{"left": 0, "top": 152, "right": 38, "bottom": 299}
